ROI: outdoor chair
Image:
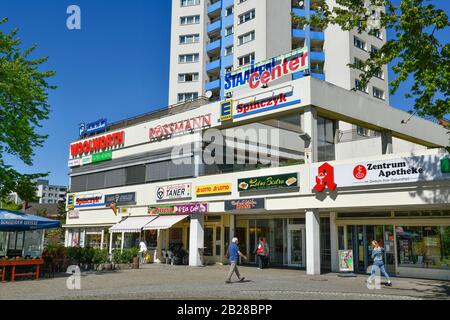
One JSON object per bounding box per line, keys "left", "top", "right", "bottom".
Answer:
{"left": 167, "top": 251, "right": 175, "bottom": 265}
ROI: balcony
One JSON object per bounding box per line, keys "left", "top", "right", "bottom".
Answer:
{"left": 310, "top": 51, "right": 325, "bottom": 61}
{"left": 292, "top": 29, "right": 306, "bottom": 40}
{"left": 207, "top": 19, "right": 222, "bottom": 34}
{"left": 206, "top": 58, "right": 221, "bottom": 72}
{"left": 311, "top": 73, "right": 325, "bottom": 81}
{"left": 310, "top": 30, "right": 324, "bottom": 41}
{"left": 207, "top": 39, "right": 221, "bottom": 53}
{"left": 208, "top": 1, "right": 222, "bottom": 16}
{"left": 206, "top": 78, "right": 220, "bottom": 91}
{"left": 292, "top": 8, "right": 306, "bottom": 17}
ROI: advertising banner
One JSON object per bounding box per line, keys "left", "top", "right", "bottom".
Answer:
{"left": 196, "top": 183, "right": 231, "bottom": 196}
{"left": 148, "top": 203, "right": 208, "bottom": 215}
{"left": 105, "top": 192, "right": 136, "bottom": 207}
{"left": 155, "top": 183, "right": 192, "bottom": 201}
{"left": 74, "top": 193, "right": 105, "bottom": 208}
{"left": 225, "top": 198, "right": 265, "bottom": 211}
{"left": 67, "top": 194, "right": 76, "bottom": 210}
{"left": 338, "top": 250, "right": 354, "bottom": 272}
{"left": 238, "top": 173, "right": 298, "bottom": 192}
{"left": 311, "top": 154, "right": 450, "bottom": 189}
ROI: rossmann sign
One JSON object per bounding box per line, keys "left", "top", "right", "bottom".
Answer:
{"left": 149, "top": 114, "right": 211, "bottom": 141}
{"left": 70, "top": 131, "right": 125, "bottom": 158}
{"left": 310, "top": 154, "right": 450, "bottom": 191}
{"left": 224, "top": 47, "right": 308, "bottom": 93}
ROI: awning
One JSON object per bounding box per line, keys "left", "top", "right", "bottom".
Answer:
{"left": 0, "top": 209, "right": 61, "bottom": 232}
{"left": 109, "top": 216, "right": 158, "bottom": 233}
{"left": 143, "top": 215, "right": 189, "bottom": 230}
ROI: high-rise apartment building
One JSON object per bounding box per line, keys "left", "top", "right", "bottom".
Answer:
{"left": 168, "top": 0, "right": 389, "bottom": 105}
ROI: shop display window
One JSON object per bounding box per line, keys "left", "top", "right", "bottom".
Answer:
{"left": 396, "top": 226, "right": 450, "bottom": 269}
{"left": 123, "top": 233, "right": 140, "bottom": 249}
{"left": 169, "top": 228, "right": 183, "bottom": 246}
{"left": 145, "top": 230, "right": 158, "bottom": 248}
{"left": 23, "top": 230, "right": 44, "bottom": 257}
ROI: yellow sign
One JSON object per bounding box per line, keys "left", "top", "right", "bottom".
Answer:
{"left": 67, "top": 194, "right": 75, "bottom": 210}
{"left": 196, "top": 183, "right": 231, "bottom": 196}
{"left": 220, "top": 100, "right": 233, "bottom": 122}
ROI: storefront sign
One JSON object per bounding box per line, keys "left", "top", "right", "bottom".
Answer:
{"left": 315, "top": 154, "right": 450, "bottom": 188}
{"left": 173, "top": 203, "right": 208, "bottom": 214}
{"left": 68, "top": 158, "right": 82, "bottom": 168}
{"left": 313, "top": 163, "right": 337, "bottom": 192}
{"left": 220, "top": 100, "right": 233, "bottom": 122}
{"left": 338, "top": 250, "right": 354, "bottom": 272}
{"left": 148, "top": 203, "right": 208, "bottom": 215}
{"left": 441, "top": 158, "right": 450, "bottom": 173}
{"left": 224, "top": 47, "right": 308, "bottom": 93}
{"left": 235, "top": 93, "right": 301, "bottom": 119}
{"left": 156, "top": 183, "right": 192, "bottom": 201}
{"left": 238, "top": 173, "right": 298, "bottom": 192}
{"left": 74, "top": 193, "right": 105, "bottom": 208}
{"left": 67, "top": 194, "right": 76, "bottom": 210}
{"left": 79, "top": 118, "right": 107, "bottom": 138}
{"left": 67, "top": 210, "right": 79, "bottom": 219}
{"left": 105, "top": 192, "right": 136, "bottom": 207}
{"left": 149, "top": 114, "right": 211, "bottom": 141}
{"left": 70, "top": 131, "right": 125, "bottom": 157}
{"left": 196, "top": 183, "right": 231, "bottom": 196}
{"left": 73, "top": 151, "right": 112, "bottom": 167}
{"left": 225, "top": 198, "right": 265, "bottom": 211}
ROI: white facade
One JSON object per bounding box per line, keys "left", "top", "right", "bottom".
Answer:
{"left": 36, "top": 180, "right": 67, "bottom": 204}
{"left": 65, "top": 77, "right": 450, "bottom": 280}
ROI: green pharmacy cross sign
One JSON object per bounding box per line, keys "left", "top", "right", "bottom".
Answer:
{"left": 238, "top": 173, "right": 298, "bottom": 192}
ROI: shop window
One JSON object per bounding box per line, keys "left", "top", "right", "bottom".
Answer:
{"left": 317, "top": 116, "right": 336, "bottom": 162}
{"left": 205, "top": 215, "right": 221, "bottom": 222}
{"left": 104, "top": 168, "right": 126, "bottom": 188}
{"left": 215, "top": 226, "right": 221, "bottom": 257}
{"left": 170, "top": 228, "right": 183, "bottom": 246}
{"left": 145, "top": 230, "right": 158, "bottom": 248}
{"left": 86, "top": 171, "right": 106, "bottom": 190}
{"left": 204, "top": 228, "right": 214, "bottom": 256}
{"left": 338, "top": 226, "right": 345, "bottom": 250}
{"left": 126, "top": 165, "right": 146, "bottom": 185}
{"left": 396, "top": 226, "right": 450, "bottom": 269}
{"left": 123, "top": 233, "right": 139, "bottom": 249}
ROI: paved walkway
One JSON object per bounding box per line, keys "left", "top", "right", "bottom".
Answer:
{"left": 0, "top": 264, "right": 448, "bottom": 300}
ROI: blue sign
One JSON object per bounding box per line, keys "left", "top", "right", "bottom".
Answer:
{"left": 79, "top": 119, "right": 107, "bottom": 137}
{"left": 220, "top": 100, "right": 233, "bottom": 122}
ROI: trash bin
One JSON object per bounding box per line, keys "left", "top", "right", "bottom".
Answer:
{"left": 132, "top": 256, "right": 139, "bottom": 269}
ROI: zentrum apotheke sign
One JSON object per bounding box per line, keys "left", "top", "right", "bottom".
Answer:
{"left": 70, "top": 131, "right": 125, "bottom": 157}
{"left": 224, "top": 47, "right": 308, "bottom": 93}
{"left": 149, "top": 114, "right": 211, "bottom": 141}
{"left": 310, "top": 154, "right": 450, "bottom": 189}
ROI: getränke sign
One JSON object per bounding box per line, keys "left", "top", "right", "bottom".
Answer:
{"left": 149, "top": 114, "right": 211, "bottom": 141}
{"left": 70, "top": 131, "right": 125, "bottom": 158}
{"left": 224, "top": 47, "right": 308, "bottom": 93}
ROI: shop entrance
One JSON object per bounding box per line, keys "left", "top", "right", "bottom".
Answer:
{"left": 346, "top": 225, "right": 396, "bottom": 274}
{"left": 287, "top": 225, "right": 305, "bottom": 267}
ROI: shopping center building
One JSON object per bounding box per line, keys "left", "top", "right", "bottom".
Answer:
{"left": 64, "top": 0, "right": 449, "bottom": 280}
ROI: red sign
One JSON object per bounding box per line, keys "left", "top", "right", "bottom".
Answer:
{"left": 353, "top": 164, "right": 367, "bottom": 180}
{"left": 314, "top": 162, "right": 337, "bottom": 192}
{"left": 70, "top": 131, "right": 125, "bottom": 157}
{"left": 236, "top": 93, "right": 287, "bottom": 115}
{"left": 149, "top": 114, "right": 211, "bottom": 140}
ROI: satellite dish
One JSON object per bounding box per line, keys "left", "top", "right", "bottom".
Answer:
{"left": 205, "top": 91, "right": 213, "bottom": 99}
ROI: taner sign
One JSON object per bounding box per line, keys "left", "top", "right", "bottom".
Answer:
{"left": 224, "top": 47, "right": 308, "bottom": 93}
{"left": 156, "top": 183, "right": 192, "bottom": 201}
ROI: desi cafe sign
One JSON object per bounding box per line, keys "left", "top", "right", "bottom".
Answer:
{"left": 311, "top": 154, "right": 450, "bottom": 192}
{"left": 224, "top": 47, "right": 308, "bottom": 93}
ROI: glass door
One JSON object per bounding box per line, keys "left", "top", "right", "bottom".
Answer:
{"left": 287, "top": 225, "right": 305, "bottom": 267}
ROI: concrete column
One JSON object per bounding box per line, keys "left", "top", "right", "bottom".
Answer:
{"left": 100, "top": 230, "right": 105, "bottom": 250}
{"left": 381, "top": 130, "right": 393, "bottom": 154}
{"left": 194, "top": 132, "right": 203, "bottom": 177}
{"left": 329, "top": 212, "right": 338, "bottom": 272}
{"left": 229, "top": 214, "right": 235, "bottom": 241}
{"left": 154, "top": 229, "right": 163, "bottom": 264}
{"left": 189, "top": 213, "right": 205, "bottom": 267}
{"left": 306, "top": 209, "right": 321, "bottom": 275}
{"left": 120, "top": 232, "right": 125, "bottom": 252}
{"left": 302, "top": 106, "right": 318, "bottom": 164}
{"left": 64, "top": 229, "right": 69, "bottom": 247}
{"left": 109, "top": 232, "right": 113, "bottom": 254}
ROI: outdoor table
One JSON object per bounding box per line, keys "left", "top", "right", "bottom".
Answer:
{"left": 0, "top": 259, "right": 44, "bottom": 282}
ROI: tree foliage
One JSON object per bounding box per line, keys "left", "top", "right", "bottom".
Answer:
{"left": 293, "top": 0, "right": 449, "bottom": 128}
{"left": 0, "top": 17, "right": 55, "bottom": 199}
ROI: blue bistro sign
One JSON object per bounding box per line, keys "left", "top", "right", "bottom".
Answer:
{"left": 79, "top": 118, "right": 108, "bottom": 137}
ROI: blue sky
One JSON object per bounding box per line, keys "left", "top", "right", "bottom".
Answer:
{"left": 0, "top": 0, "right": 448, "bottom": 186}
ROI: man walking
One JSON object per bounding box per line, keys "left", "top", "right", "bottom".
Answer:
{"left": 226, "top": 237, "right": 247, "bottom": 284}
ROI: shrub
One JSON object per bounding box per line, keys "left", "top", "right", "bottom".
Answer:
{"left": 112, "top": 248, "right": 139, "bottom": 264}
{"left": 92, "top": 249, "right": 109, "bottom": 264}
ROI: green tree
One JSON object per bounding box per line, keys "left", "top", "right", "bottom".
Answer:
{"left": 0, "top": 17, "right": 55, "bottom": 199}
{"left": 293, "top": 0, "right": 449, "bottom": 132}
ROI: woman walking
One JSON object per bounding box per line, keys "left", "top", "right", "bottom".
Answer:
{"left": 369, "top": 240, "right": 392, "bottom": 287}
{"left": 255, "top": 237, "right": 266, "bottom": 269}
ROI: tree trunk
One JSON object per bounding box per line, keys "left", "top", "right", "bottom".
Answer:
{"left": 22, "top": 200, "right": 28, "bottom": 212}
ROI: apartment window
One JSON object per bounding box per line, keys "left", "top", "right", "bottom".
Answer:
{"left": 181, "top": 0, "right": 200, "bottom": 7}
{"left": 225, "top": 66, "right": 233, "bottom": 73}
{"left": 224, "top": 46, "right": 233, "bottom": 56}
{"left": 178, "top": 92, "right": 199, "bottom": 102}
{"left": 238, "top": 52, "right": 254, "bottom": 67}
{"left": 355, "top": 79, "right": 368, "bottom": 93}
{"left": 239, "top": 9, "right": 255, "bottom": 24}
{"left": 354, "top": 36, "right": 366, "bottom": 51}
{"left": 180, "top": 34, "right": 200, "bottom": 44}
{"left": 180, "top": 15, "right": 200, "bottom": 25}
{"left": 238, "top": 31, "right": 255, "bottom": 46}
{"left": 373, "top": 29, "right": 382, "bottom": 40}
{"left": 354, "top": 57, "right": 364, "bottom": 70}
{"left": 178, "top": 73, "right": 199, "bottom": 83}
{"left": 225, "top": 26, "right": 233, "bottom": 37}
{"left": 179, "top": 53, "right": 199, "bottom": 63}
{"left": 371, "top": 45, "right": 380, "bottom": 54}
{"left": 373, "top": 87, "right": 385, "bottom": 100}
{"left": 238, "top": 0, "right": 247, "bottom": 3}
{"left": 225, "top": 6, "right": 234, "bottom": 16}
{"left": 357, "top": 126, "right": 370, "bottom": 137}
{"left": 374, "top": 68, "right": 384, "bottom": 79}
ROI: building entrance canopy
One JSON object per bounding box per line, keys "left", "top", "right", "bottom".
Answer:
{"left": 143, "top": 215, "right": 189, "bottom": 230}
{"left": 109, "top": 216, "right": 158, "bottom": 233}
